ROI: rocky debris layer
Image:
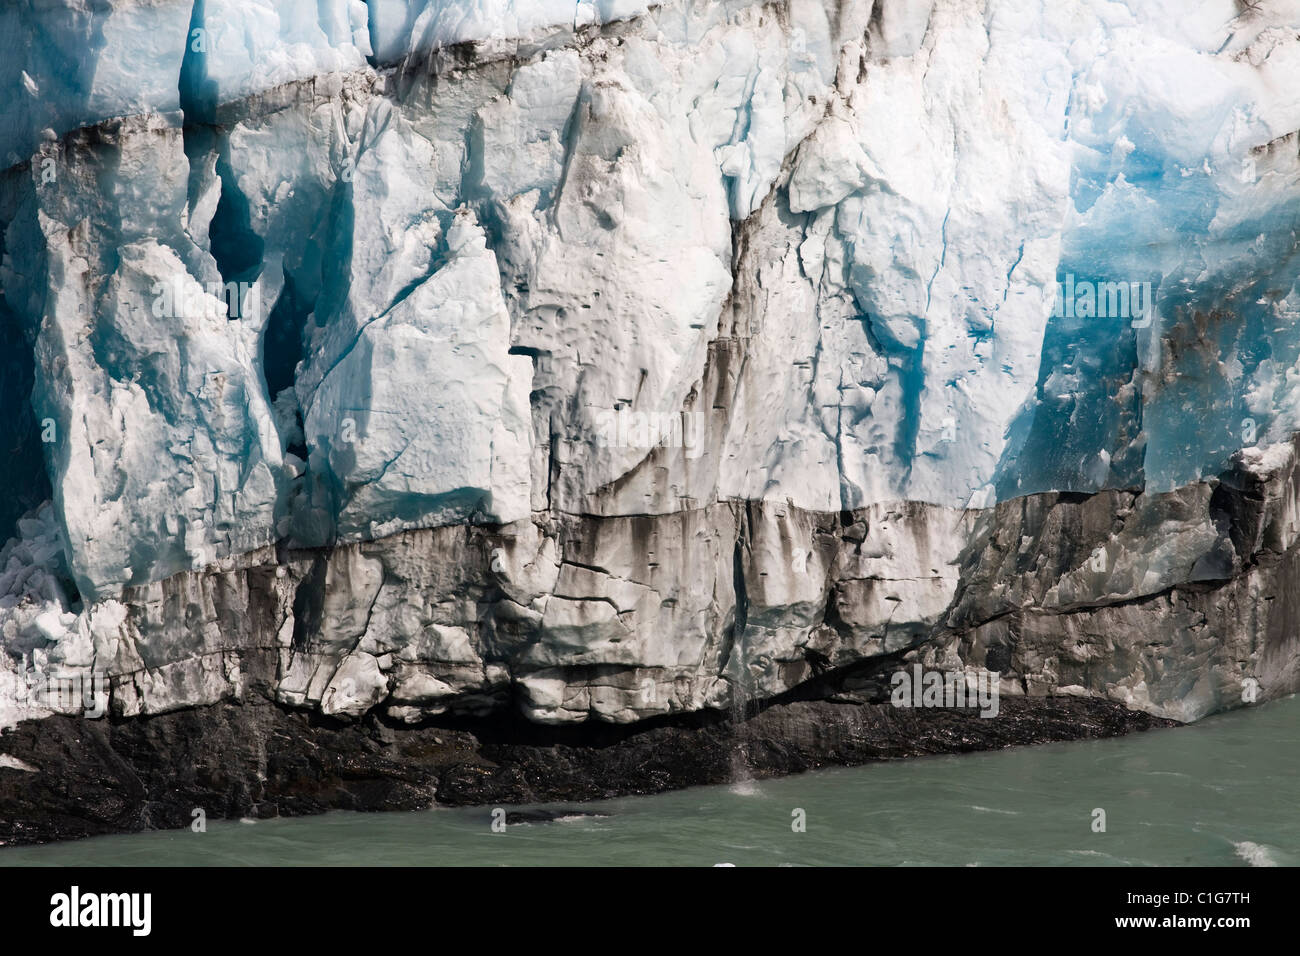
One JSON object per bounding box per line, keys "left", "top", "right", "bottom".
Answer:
{"left": 0, "top": 691, "right": 1173, "bottom": 847}
{"left": 1, "top": 432, "right": 1297, "bottom": 753}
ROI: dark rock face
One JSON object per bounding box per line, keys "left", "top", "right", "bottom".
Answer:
{"left": 0, "top": 692, "right": 1173, "bottom": 846}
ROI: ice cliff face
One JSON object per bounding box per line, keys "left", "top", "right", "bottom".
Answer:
{"left": 2, "top": 0, "right": 1300, "bottom": 730}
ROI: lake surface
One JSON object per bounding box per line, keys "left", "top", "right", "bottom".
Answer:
{"left": 3, "top": 695, "right": 1297, "bottom": 866}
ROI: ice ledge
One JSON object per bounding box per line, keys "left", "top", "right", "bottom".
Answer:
{"left": 0, "top": 0, "right": 668, "bottom": 168}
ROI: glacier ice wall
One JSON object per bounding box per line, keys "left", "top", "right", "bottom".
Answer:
{"left": 2, "top": 0, "right": 1300, "bottom": 727}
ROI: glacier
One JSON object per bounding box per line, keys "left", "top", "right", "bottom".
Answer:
{"left": 2, "top": 0, "right": 1300, "bottom": 746}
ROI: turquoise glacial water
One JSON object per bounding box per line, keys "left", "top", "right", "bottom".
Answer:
{"left": 2, "top": 695, "right": 1297, "bottom": 866}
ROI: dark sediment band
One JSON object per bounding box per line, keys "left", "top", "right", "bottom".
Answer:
{"left": 0, "top": 693, "right": 1174, "bottom": 847}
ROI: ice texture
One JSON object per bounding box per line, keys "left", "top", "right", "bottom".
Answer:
{"left": 0, "top": 0, "right": 1298, "bottom": 624}
{"left": 1, "top": 0, "right": 375, "bottom": 165}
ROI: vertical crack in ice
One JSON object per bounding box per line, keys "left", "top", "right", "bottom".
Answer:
{"left": 178, "top": 0, "right": 216, "bottom": 127}
{"left": 718, "top": 505, "right": 750, "bottom": 685}
{"left": 924, "top": 205, "right": 950, "bottom": 315}
{"left": 896, "top": 335, "right": 925, "bottom": 488}
{"left": 0, "top": 225, "right": 53, "bottom": 542}
{"left": 1002, "top": 241, "right": 1025, "bottom": 304}
{"left": 263, "top": 272, "right": 312, "bottom": 405}
{"left": 360, "top": 0, "right": 381, "bottom": 67}
{"left": 290, "top": 554, "right": 329, "bottom": 650}
{"left": 208, "top": 147, "right": 267, "bottom": 300}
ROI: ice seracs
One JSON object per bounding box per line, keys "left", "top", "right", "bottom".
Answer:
{"left": 302, "top": 210, "right": 534, "bottom": 539}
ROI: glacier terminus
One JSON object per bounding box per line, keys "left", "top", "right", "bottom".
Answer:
{"left": 1, "top": 0, "right": 1299, "bottom": 842}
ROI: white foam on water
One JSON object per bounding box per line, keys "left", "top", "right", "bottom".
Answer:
{"left": 1233, "top": 841, "right": 1280, "bottom": 867}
